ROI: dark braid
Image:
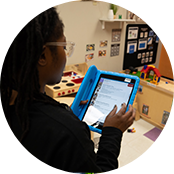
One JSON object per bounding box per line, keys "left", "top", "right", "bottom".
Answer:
{"left": 1, "top": 7, "right": 64, "bottom": 142}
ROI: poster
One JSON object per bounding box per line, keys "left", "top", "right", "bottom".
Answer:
{"left": 98, "top": 50, "right": 106, "bottom": 57}
{"left": 123, "top": 24, "right": 159, "bottom": 70}
{"left": 146, "top": 6, "right": 154, "bottom": 21}
{"left": 128, "top": 3, "right": 137, "bottom": 20}
{"left": 85, "top": 53, "right": 94, "bottom": 62}
{"left": 137, "top": 5, "right": 146, "bottom": 21}
{"left": 128, "top": 27, "right": 138, "bottom": 40}
{"left": 111, "top": 44, "right": 120, "bottom": 56}
{"left": 127, "top": 41, "right": 137, "bottom": 54}
{"left": 86, "top": 44, "right": 95, "bottom": 51}
{"left": 161, "top": 111, "right": 170, "bottom": 125}
{"left": 112, "top": 29, "right": 121, "bottom": 42}
{"left": 142, "top": 104, "right": 150, "bottom": 117}
{"left": 138, "top": 39, "right": 147, "bottom": 50}
{"left": 99, "top": 40, "right": 108, "bottom": 48}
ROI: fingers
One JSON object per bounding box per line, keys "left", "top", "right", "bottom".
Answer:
{"left": 125, "top": 106, "right": 135, "bottom": 127}
{"left": 109, "top": 105, "right": 118, "bottom": 116}
{"left": 117, "top": 103, "right": 127, "bottom": 116}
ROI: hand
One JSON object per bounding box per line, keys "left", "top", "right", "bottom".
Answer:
{"left": 70, "top": 100, "right": 88, "bottom": 107}
{"left": 103, "top": 103, "right": 135, "bottom": 132}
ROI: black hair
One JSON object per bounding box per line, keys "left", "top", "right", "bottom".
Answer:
{"left": 0, "top": 7, "right": 64, "bottom": 142}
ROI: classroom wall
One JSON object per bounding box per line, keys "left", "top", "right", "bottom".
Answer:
{"left": 55, "top": 1, "right": 162, "bottom": 72}
{"left": 159, "top": 1, "right": 174, "bottom": 79}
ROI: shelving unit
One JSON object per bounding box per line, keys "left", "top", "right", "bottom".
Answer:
{"left": 99, "top": 18, "right": 136, "bottom": 29}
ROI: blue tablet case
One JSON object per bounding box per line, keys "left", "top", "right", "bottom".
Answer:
{"left": 71, "top": 65, "right": 140, "bottom": 134}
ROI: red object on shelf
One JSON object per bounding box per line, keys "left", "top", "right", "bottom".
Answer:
{"left": 63, "top": 71, "right": 77, "bottom": 77}
{"left": 62, "top": 92, "right": 65, "bottom": 95}
{"left": 71, "top": 77, "right": 84, "bottom": 84}
{"left": 72, "top": 89, "right": 75, "bottom": 92}
{"left": 58, "top": 93, "right": 61, "bottom": 96}
{"left": 68, "top": 90, "right": 71, "bottom": 93}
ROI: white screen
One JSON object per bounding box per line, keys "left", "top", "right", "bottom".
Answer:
{"left": 83, "top": 77, "right": 134, "bottom": 128}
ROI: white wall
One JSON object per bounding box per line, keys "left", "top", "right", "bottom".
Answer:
{"left": 55, "top": 1, "right": 161, "bottom": 72}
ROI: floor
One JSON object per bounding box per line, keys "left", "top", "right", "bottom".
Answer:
{"left": 94, "top": 119, "right": 174, "bottom": 173}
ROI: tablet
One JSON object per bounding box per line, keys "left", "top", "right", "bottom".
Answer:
{"left": 71, "top": 65, "right": 140, "bottom": 134}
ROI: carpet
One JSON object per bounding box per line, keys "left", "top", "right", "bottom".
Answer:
{"left": 144, "top": 127, "right": 174, "bottom": 147}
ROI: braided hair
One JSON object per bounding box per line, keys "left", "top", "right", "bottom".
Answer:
{"left": 1, "top": 7, "right": 64, "bottom": 142}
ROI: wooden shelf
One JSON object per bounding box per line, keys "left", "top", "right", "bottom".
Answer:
{"left": 99, "top": 18, "right": 136, "bottom": 29}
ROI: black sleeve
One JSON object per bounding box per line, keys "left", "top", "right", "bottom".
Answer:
{"left": 55, "top": 122, "right": 122, "bottom": 173}
{"left": 96, "top": 127, "right": 123, "bottom": 172}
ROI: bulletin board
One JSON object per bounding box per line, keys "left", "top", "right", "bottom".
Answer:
{"left": 123, "top": 24, "right": 159, "bottom": 70}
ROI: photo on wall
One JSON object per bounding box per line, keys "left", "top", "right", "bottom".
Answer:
{"left": 85, "top": 53, "right": 94, "bottom": 62}
{"left": 137, "top": 5, "right": 146, "bottom": 21}
{"left": 99, "top": 40, "right": 108, "bottom": 48}
{"left": 98, "top": 50, "right": 106, "bottom": 58}
{"left": 86, "top": 44, "right": 95, "bottom": 51}
{"left": 142, "top": 104, "right": 150, "bottom": 117}
{"left": 154, "top": 6, "right": 162, "bottom": 22}
{"left": 127, "top": 3, "right": 137, "bottom": 20}
{"left": 161, "top": 110, "right": 170, "bottom": 125}
{"left": 146, "top": 5, "right": 155, "bottom": 21}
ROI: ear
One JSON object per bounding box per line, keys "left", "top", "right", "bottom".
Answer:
{"left": 38, "top": 46, "right": 47, "bottom": 66}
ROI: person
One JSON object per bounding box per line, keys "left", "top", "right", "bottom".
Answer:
{"left": 1, "top": 7, "right": 135, "bottom": 173}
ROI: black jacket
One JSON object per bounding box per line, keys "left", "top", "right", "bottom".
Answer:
{"left": 9, "top": 98, "right": 122, "bottom": 173}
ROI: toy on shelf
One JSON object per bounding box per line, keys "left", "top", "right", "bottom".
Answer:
{"left": 125, "top": 66, "right": 138, "bottom": 75}
{"left": 45, "top": 62, "right": 88, "bottom": 98}
{"left": 140, "top": 65, "right": 161, "bottom": 85}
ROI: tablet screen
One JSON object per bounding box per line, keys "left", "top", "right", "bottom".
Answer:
{"left": 83, "top": 74, "right": 135, "bottom": 130}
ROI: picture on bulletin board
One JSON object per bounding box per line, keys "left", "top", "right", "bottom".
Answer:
{"left": 137, "top": 5, "right": 146, "bottom": 21}
{"left": 154, "top": 7, "right": 162, "bottom": 21}
{"left": 100, "top": 40, "right": 108, "bottom": 48}
{"left": 85, "top": 53, "right": 94, "bottom": 62}
{"left": 142, "top": 104, "right": 150, "bottom": 117}
{"left": 127, "top": 3, "right": 137, "bottom": 20}
{"left": 86, "top": 44, "right": 95, "bottom": 51}
{"left": 161, "top": 110, "right": 170, "bottom": 125}
{"left": 123, "top": 24, "right": 159, "bottom": 70}
{"left": 146, "top": 5, "right": 155, "bottom": 21}
{"left": 98, "top": 50, "right": 106, "bottom": 57}
{"left": 128, "top": 27, "right": 138, "bottom": 40}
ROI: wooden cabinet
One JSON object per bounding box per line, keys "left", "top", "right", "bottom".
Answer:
{"left": 136, "top": 78, "right": 173, "bottom": 129}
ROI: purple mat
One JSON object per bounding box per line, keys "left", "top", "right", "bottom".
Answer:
{"left": 144, "top": 127, "right": 174, "bottom": 147}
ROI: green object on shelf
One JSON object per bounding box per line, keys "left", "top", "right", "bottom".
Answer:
{"left": 118, "top": 14, "right": 122, "bottom": 19}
